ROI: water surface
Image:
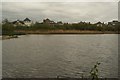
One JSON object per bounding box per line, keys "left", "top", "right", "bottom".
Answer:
{"left": 2, "top": 34, "right": 118, "bottom": 78}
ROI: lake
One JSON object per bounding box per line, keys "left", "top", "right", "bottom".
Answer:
{"left": 2, "top": 34, "right": 118, "bottom": 78}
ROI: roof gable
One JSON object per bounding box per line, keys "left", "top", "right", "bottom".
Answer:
{"left": 12, "top": 20, "right": 24, "bottom": 24}
{"left": 24, "top": 18, "right": 31, "bottom": 22}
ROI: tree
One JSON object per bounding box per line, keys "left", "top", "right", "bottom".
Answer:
{"left": 2, "top": 22, "right": 15, "bottom": 35}
{"left": 2, "top": 19, "right": 9, "bottom": 24}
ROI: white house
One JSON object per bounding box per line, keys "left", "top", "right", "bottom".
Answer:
{"left": 23, "top": 18, "right": 33, "bottom": 26}
{"left": 12, "top": 20, "right": 25, "bottom": 27}
{"left": 12, "top": 18, "right": 33, "bottom": 27}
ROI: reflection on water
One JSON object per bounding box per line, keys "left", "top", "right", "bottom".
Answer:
{"left": 3, "top": 34, "right": 118, "bottom": 78}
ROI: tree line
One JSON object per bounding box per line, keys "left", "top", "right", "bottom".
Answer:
{"left": 2, "top": 19, "right": 120, "bottom": 35}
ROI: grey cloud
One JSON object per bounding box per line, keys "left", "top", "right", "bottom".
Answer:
{"left": 2, "top": 2, "right": 118, "bottom": 23}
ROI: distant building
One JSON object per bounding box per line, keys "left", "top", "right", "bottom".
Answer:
{"left": 12, "top": 18, "right": 33, "bottom": 27}
{"left": 79, "top": 21, "right": 86, "bottom": 24}
{"left": 95, "top": 22, "right": 104, "bottom": 27}
{"left": 23, "top": 18, "right": 33, "bottom": 26}
{"left": 108, "top": 20, "right": 120, "bottom": 26}
{"left": 12, "top": 20, "right": 25, "bottom": 26}
{"left": 57, "top": 21, "right": 63, "bottom": 25}
{"left": 43, "top": 18, "right": 55, "bottom": 24}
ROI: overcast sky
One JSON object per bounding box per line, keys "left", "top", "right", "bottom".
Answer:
{"left": 2, "top": 2, "right": 118, "bottom": 23}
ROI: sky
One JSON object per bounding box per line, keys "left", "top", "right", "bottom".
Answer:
{"left": 2, "top": 2, "right": 118, "bottom": 23}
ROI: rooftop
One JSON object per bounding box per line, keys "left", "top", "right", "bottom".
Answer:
{"left": 24, "top": 18, "right": 31, "bottom": 22}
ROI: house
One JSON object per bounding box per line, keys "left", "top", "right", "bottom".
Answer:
{"left": 12, "top": 20, "right": 25, "bottom": 26}
{"left": 95, "top": 22, "right": 104, "bottom": 27}
{"left": 23, "top": 18, "right": 33, "bottom": 26}
{"left": 57, "top": 21, "right": 63, "bottom": 25}
{"left": 12, "top": 18, "right": 33, "bottom": 27}
{"left": 43, "top": 18, "right": 55, "bottom": 24}
{"left": 108, "top": 20, "right": 120, "bottom": 26}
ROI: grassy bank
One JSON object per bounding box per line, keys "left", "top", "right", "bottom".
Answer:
{"left": 14, "top": 30, "right": 118, "bottom": 34}
{"left": 2, "top": 30, "right": 118, "bottom": 40}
